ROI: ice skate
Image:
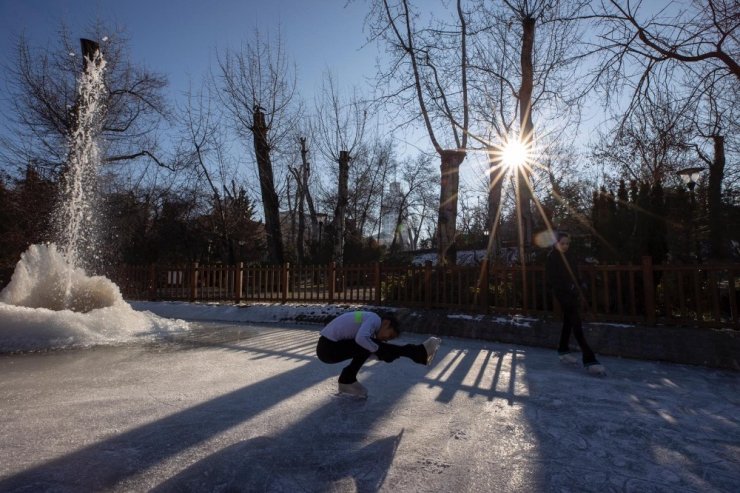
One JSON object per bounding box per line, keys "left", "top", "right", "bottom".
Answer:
{"left": 558, "top": 352, "right": 579, "bottom": 365}
{"left": 423, "top": 336, "right": 442, "bottom": 366}
{"left": 338, "top": 381, "right": 368, "bottom": 398}
{"left": 585, "top": 362, "right": 607, "bottom": 376}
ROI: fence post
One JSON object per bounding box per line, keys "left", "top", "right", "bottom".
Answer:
{"left": 190, "top": 262, "right": 199, "bottom": 302}
{"left": 642, "top": 256, "right": 655, "bottom": 326}
{"left": 374, "top": 262, "right": 382, "bottom": 306}
{"left": 328, "top": 262, "right": 336, "bottom": 304}
{"left": 281, "top": 263, "right": 289, "bottom": 303}
{"left": 235, "top": 262, "right": 243, "bottom": 304}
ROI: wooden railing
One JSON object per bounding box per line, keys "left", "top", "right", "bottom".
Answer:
{"left": 109, "top": 258, "right": 740, "bottom": 328}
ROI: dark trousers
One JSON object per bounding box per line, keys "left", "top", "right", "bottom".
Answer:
{"left": 557, "top": 297, "right": 597, "bottom": 365}
{"left": 316, "top": 336, "right": 427, "bottom": 384}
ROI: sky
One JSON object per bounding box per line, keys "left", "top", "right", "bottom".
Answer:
{"left": 0, "top": 0, "right": 379, "bottom": 100}
{"left": 0, "top": 0, "right": 449, "bottom": 191}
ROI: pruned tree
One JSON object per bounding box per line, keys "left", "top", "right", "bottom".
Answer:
{"left": 216, "top": 29, "right": 298, "bottom": 265}
{"left": 469, "top": 0, "right": 590, "bottom": 262}
{"left": 312, "top": 71, "right": 368, "bottom": 265}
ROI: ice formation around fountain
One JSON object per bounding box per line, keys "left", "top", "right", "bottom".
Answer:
{"left": 0, "top": 41, "right": 192, "bottom": 352}
{"left": 0, "top": 244, "right": 189, "bottom": 353}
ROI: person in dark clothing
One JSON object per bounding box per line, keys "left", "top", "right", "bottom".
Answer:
{"left": 316, "top": 310, "right": 442, "bottom": 398}
{"left": 545, "top": 232, "right": 606, "bottom": 375}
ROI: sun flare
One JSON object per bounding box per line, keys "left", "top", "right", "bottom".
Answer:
{"left": 501, "top": 139, "right": 528, "bottom": 170}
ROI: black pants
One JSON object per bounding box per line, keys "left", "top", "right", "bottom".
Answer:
{"left": 557, "top": 297, "right": 597, "bottom": 365}
{"left": 316, "top": 336, "right": 427, "bottom": 384}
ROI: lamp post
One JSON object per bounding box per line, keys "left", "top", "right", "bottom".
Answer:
{"left": 318, "top": 217, "right": 324, "bottom": 245}
{"left": 677, "top": 167, "right": 705, "bottom": 262}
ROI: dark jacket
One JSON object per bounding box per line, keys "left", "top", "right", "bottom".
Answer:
{"left": 545, "top": 248, "right": 581, "bottom": 303}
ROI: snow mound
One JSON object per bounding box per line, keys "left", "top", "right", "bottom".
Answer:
{"left": 0, "top": 244, "right": 189, "bottom": 352}
{"left": 0, "top": 243, "right": 120, "bottom": 312}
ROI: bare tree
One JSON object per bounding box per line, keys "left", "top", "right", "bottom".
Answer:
{"left": 1, "top": 24, "right": 171, "bottom": 176}
{"left": 592, "top": 85, "right": 695, "bottom": 186}
{"left": 469, "top": 0, "right": 590, "bottom": 261}
{"left": 589, "top": 0, "right": 739, "bottom": 97}
{"left": 286, "top": 135, "right": 321, "bottom": 263}
{"left": 691, "top": 73, "right": 739, "bottom": 259}
{"left": 388, "top": 153, "right": 439, "bottom": 251}
{"left": 368, "top": 0, "right": 470, "bottom": 265}
{"left": 585, "top": 0, "right": 738, "bottom": 133}
{"left": 312, "top": 71, "right": 368, "bottom": 265}
{"left": 586, "top": 0, "right": 739, "bottom": 259}
{"left": 216, "top": 29, "right": 298, "bottom": 265}
{"left": 348, "top": 139, "right": 394, "bottom": 240}
{"left": 178, "top": 82, "right": 244, "bottom": 264}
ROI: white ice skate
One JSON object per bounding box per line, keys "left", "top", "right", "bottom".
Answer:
{"left": 423, "top": 336, "right": 442, "bottom": 366}
{"left": 338, "top": 381, "right": 368, "bottom": 398}
{"left": 585, "top": 363, "right": 607, "bottom": 376}
{"left": 559, "top": 352, "right": 579, "bottom": 365}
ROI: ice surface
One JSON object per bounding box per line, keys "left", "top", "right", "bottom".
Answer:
{"left": 0, "top": 324, "right": 737, "bottom": 492}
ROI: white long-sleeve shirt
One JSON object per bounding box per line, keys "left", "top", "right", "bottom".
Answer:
{"left": 319, "top": 311, "right": 381, "bottom": 352}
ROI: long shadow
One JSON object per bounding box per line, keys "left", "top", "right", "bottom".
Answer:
{"left": 5, "top": 326, "right": 736, "bottom": 492}
{"left": 517, "top": 356, "right": 740, "bottom": 492}
{"left": 420, "top": 337, "right": 740, "bottom": 492}
{"left": 150, "top": 423, "right": 404, "bottom": 492}
{"left": 408, "top": 335, "right": 740, "bottom": 491}
{"left": 0, "top": 328, "right": 415, "bottom": 492}
{"left": 0, "top": 333, "right": 328, "bottom": 491}
{"left": 423, "top": 345, "right": 526, "bottom": 405}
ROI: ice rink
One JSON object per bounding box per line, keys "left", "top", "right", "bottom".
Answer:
{"left": 0, "top": 321, "right": 738, "bottom": 492}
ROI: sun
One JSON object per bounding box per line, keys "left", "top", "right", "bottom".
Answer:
{"left": 501, "top": 139, "right": 528, "bottom": 171}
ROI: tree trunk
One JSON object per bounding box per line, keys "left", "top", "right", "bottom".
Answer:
{"left": 389, "top": 194, "right": 409, "bottom": 252}
{"left": 295, "top": 137, "right": 321, "bottom": 262}
{"left": 517, "top": 15, "right": 536, "bottom": 262}
{"left": 437, "top": 150, "right": 466, "bottom": 265}
{"left": 252, "top": 107, "right": 284, "bottom": 264}
{"left": 708, "top": 135, "right": 725, "bottom": 260}
{"left": 300, "top": 137, "right": 318, "bottom": 242}
{"left": 332, "top": 150, "right": 350, "bottom": 265}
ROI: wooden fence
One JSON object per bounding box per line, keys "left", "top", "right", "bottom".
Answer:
{"left": 110, "top": 258, "right": 740, "bottom": 328}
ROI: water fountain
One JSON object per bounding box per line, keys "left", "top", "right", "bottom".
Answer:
{"left": 0, "top": 39, "right": 188, "bottom": 352}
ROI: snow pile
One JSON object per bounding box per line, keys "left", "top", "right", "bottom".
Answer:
{"left": 1, "top": 243, "right": 120, "bottom": 312}
{"left": 0, "top": 244, "right": 189, "bottom": 352}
